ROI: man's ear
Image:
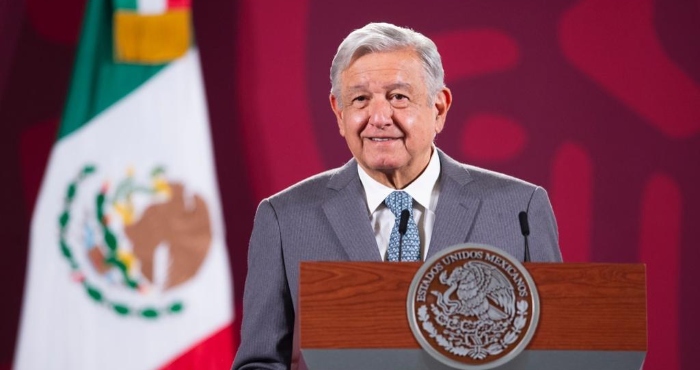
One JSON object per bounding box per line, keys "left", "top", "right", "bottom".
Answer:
{"left": 330, "top": 94, "right": 346, "bottom": 136}
{"left": 433, "top": 87, "right": 452, "bottom": 134}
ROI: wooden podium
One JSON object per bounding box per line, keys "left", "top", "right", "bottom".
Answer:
{"left": 298, "top": 262, "right": 646, "bottom": 370}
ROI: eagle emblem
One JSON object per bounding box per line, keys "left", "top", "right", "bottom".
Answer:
{"left": 408, "top": 244, "right": 539, "bottom": 369}
{"left": 57, "top": 165, "right": 213, "bottom": 319}
{"left": 434, "top": 261, "right": 515, "bottom": 322}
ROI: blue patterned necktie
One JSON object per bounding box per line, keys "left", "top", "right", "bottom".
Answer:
{"left": 385, "top": 191, "right": 421, "bottom": 262}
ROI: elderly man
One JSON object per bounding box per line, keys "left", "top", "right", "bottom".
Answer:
{"left": 232, "top": 22, "right": 561, "bottom": 369}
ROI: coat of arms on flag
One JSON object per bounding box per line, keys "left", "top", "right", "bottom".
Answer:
{"left": 59, "top": 165, "right": 214, "bottom": 319}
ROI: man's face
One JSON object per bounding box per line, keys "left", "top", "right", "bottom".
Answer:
{"left": 330, "top": 48, "right": 451, "bottom": 188}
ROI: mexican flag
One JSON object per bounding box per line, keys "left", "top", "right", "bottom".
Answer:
{"left": 14, "top": 0, "right": 234, "bottom": 369}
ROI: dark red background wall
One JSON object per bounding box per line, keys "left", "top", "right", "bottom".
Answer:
{"left": 1, "top": 1, "right": 698, "bottom": 369}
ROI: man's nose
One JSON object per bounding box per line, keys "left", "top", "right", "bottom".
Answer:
{"left": 368, "top": 99, "right": 393, "bottom": 127}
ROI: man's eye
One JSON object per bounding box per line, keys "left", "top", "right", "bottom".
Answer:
{"left": 351, "top": 96, "right": 369, "bottom": 107}
{"left": 390, "top": 94, "right": 409, "bottom": 105}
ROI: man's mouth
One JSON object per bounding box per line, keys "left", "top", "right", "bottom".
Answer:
{"left": 368, "top": 137, "right": 399, "bottom": 142}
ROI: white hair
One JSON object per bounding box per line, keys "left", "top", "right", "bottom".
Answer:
{"left": 330, "top": 22, "right": 445, "bottom": 104}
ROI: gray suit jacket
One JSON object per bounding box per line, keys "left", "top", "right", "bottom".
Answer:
{"left": 232, "top": 149, "right": 561, "bottom": 369}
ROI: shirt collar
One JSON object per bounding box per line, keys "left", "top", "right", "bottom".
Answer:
{"left": 358, "top": 148, "right": 441, "bottom": 213}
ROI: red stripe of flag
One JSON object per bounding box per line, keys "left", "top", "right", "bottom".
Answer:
{"left": 168, "top": 0, "right": 190, "bottom": 10}
{"left": 159, "top": 323, "right": 235, "bottom": 370}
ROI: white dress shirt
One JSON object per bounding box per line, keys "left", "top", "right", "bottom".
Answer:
{"left": 357, "top": 149, "right": 441, "bottom": 261}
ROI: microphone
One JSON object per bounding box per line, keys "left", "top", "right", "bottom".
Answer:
{"left": 398, "top": 210, "right": 410, "bottom": 261}
{"left": 518, "top": 211, "right": 531, "bottom": 262}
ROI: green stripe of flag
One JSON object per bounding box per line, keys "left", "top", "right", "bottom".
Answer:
{"left": 59, "top": 0, "right": 164, "bottom": 139}
{"left": 113, "top": 0, "right": 139, "bottom": 11}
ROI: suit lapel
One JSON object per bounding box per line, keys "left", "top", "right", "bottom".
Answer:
{"left": 427, "top": 150, "right": 481, "bottom": 259}
{"left": 321, "top": 150, "right": 481, "bottom": 261}
{"left": 322, "top": 160, "right": 383, "bottom": 261}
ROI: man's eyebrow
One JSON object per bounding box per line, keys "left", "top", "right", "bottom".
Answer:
{"left": 344, "top": 82, "right": 414, "bottom": 92}
{"left": 385, "top": 82, "right": 413, "bottom": 91}
{"left": 345, "top": 85, "right": 368, "bottom": 93}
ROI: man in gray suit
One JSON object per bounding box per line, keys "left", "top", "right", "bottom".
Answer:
{"left": 232, "top": 22, "right": 562, "bottom": 369}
